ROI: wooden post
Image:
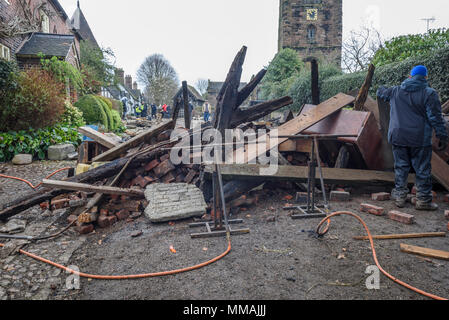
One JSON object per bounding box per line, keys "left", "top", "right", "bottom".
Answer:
{"left": 311, "top": 59, "right": 320, "bottom": 106}
{"left": 182, "top": 81, "right": 191, "bottom": 129}
{"left": 354, "top": 64, "right": 375, "bottom": 111}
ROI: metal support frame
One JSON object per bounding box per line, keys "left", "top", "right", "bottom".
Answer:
{"left": 189, "top": 163, "right": 250, "bottom": 239}
{"left": 283, "top": 134, "right": 357, "bottom": 219}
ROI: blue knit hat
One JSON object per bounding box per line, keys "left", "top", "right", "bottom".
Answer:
{"left": 411, "top": 65, "right": 428, "bottom": 77}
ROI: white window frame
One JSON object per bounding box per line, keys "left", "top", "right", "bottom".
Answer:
{"left": 0, "top": 43, "right": 11, "bottom": 61}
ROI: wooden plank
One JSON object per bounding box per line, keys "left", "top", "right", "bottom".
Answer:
{"left": 78, "top": 126, "right": 119, "bottom": 149}
{"left": 231, "top": 93, "right": 355, "bottom": 164}
{"left": 205, "top": 164, "right": 415, "bottom": 186}
{"left": 354, "top": 232, "right": 446, "bottom": 241}
{"left": 354, "top": 64, "right": 375, "bottom": 111}
{"left": 93, "top": 120, "right": 174, "bottom": 162}
{"left": 442, "top": 99, "right": 449, "bottom": 114}
{"left": 400, "top": 243, "right": 449, "bottom": 261}
{"left": 42, "top": 179, "right": 145, "bottom": 198}
{"left": 431, "top": 152, "right": 449, "bottom": 191}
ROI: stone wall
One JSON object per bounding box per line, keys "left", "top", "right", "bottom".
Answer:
{"left": 278, "top": 0, "right": 342, "bottom": 65}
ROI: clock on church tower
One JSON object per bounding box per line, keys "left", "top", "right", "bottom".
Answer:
{"left": 278, "top": 0, "right": 342, "bottom": 65}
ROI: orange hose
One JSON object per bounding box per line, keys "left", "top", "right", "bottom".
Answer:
{"left": 0, "top": 167, "right": 71, "bottom": 190}
{"left": 316, "top": 211, "right": 447, "bottom": 301}
{"left": 0, "top": 168, "right": 233, "bottom": 280}
{"left": 0, "top": 240, "right": 231, "bottom": 280}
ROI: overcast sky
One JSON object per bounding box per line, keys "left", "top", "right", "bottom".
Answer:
{"left": 59, "top": 0, "right": 448, "bottom": 89}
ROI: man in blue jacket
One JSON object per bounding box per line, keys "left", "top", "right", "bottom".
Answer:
{"left": 377, "top": 65, "right": 448, "bottom": 211}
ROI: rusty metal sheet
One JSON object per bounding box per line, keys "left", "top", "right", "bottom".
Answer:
{"left": 300, "top": 105, "right": 384, "bottom": 170}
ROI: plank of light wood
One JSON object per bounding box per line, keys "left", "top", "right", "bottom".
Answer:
{"left": 204, "top": 164, "right": 415, "bottom": 186}
{"left": 93, "top": 120, "right": 174, "bottom": 162}
{"left": 400, "top": 243, "right": 449, "bottom": 261}
{"left": 42, "top": 179, "right": 145, "bottom": 198}
{"left": 431, "top": 152, "right": 449, "bottom": 191}
{"left": 354, "top": 232, "right": 446, "bottom": 241}
{"left": 230, "top": 93, "right": 355, "bottom": 164}
{"left": 78, "top": 126, "right": 120, "bottom": 149}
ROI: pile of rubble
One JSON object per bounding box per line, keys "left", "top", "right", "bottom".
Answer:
{"left": 0, "top": 45, "right": 448, "bottom": 236}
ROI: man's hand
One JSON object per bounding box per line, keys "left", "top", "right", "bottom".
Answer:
{"left": 437, "top": 138, "right": 448, "bottom": 151}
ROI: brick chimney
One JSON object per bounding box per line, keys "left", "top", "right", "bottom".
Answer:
{"left": 125, "top": 75, "right": 133, "bottom": 90}
{"left": 115, "top": 68, "right": 125, "bottom": 86}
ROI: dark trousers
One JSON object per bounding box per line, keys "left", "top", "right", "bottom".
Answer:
{"left": 392, "top": 145, "right": 433, "bottom": 202}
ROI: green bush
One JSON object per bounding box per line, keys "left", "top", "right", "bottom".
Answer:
{"left": 0, "top": 125, "right": 82, "bottom": 162}
{"left": 260, "top": 48, "right": 303, "bottom": 100}
{"left": 74, "top": 94, "right": 109, "bottom": 130}
{"left": 95, "top": 96, "right": 115, "bottom": 131}
{"left": 110, "top": 99, "right": 124, "bottom": 117}
{"left": 61, "top": 100, "right": 85, "bottom": 128}
{"left": 111, "top": 109, "right": 125, "bottom": 133}
{"left": 373, "top": 29, "right": 449, "bottom": 67}
{"left": 320, "top": 47, "right": 449, "bottom": 103}
{"left": 0, "top": 68, "right": 66, "bottom": 132}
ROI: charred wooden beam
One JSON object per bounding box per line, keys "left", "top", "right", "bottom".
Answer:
{"left": 182, "top": 81, "right": 191, "bottom": 129}
{"left": 230, "top": 96, "right": 293, "bottom": 128}
{"left": 354, "top": 64, "right": 375, "bottom": 111}
{"left": 236, "top": 68, "right": 267, "bottom": 108}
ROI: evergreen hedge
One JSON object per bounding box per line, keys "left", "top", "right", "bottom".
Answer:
{"left": 74, "top": 95, "right": 109, "bottom": 130}
{"left": 320, "top": 48, "right": 449, "bottom": 104}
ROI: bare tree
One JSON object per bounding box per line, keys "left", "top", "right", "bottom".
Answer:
{"left": 137, "top": 54, "right": 179, "bottom": 106}
{"left": 342, "top": 25, "right": 384, "bottom": 73}
{"left": 195, "top": 78, "right": 209, "bottom": 97}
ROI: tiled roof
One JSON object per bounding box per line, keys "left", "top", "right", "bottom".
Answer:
{"left": 16, "top": 33, "right": 75, "bottom": 58}
{"left": 71, "top": 4, "right": 99, "bottom": 47}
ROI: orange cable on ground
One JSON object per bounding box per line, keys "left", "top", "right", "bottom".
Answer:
{"left": 0, "top": 167, "right": 71, "bottom": 190}
{"left": 0, "top": 239, "right": 231, "bottom": 280}
{"left": 316, "top": 211, "right": 447, "bottom": 301}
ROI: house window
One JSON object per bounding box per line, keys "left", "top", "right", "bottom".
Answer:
{"left": 0, "top": 43, "right": 11, "bottom": 61}
{"left": 40, "top": 9, "right": 50, "bottom": 33}
{"left": 307, "top": 25, "right": 317, "bottom": 42}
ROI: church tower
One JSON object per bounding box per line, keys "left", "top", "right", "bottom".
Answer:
{"left": 278, "top": 0, "right": 342, "bottom": 65}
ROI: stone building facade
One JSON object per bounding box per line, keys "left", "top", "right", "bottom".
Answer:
{"left": 278, "top": 0, "right": 342, "bottom": 65}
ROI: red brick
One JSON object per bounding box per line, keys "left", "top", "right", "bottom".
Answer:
{"left": 153, "top": 159, "right": 176, "bottom": 177}
{"left": 160, "top": 153, "right": 170, "bottom": 162}
{"left": 116, "top": 210, "right": 130, "bottom": 221}
{"left": 443, "top": 194, "right": 449, "bottom": 203}
{"left": 144, "top": 159, "right": 160, "bottom": 172}
{"left": 97, "top": 215, "right": 111, "bottom": 228}
{"left": 133, "top": 175, "right": 150, "bottom": 188}
{"left": 51, "top": 198, "right": 69, "bottom": 210}
{"left": 98, "top": 215, "right": 117, "bottom": 228}
{"left": 360, "top": 203, "right": 385, "bottom": 216}
{"left": 371, "top": 192, "right": 391, "bottom": 201}
{"left": 388, "top": 210, "right": 415, "bottom": 225}
{"left": 76, "top": 224, "right": 94, "bottom": 235}
{"left": 40, "top": 202, "right": 49, "bottom": 210}
{"left": 67, "top": 215, "right": 78, "bottom": 224}
{"left": 444, "top": 210, "right": 449, "bottom": 221}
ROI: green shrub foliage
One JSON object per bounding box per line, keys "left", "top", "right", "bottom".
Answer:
{"left": 0, "top": 125, "right": 82, "bottom": 162}
{"left": 320, "top": 48, "right": 449, "bottom": 103}
{"left": 74, "top": 95, "right": 109, "bottom": 130}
